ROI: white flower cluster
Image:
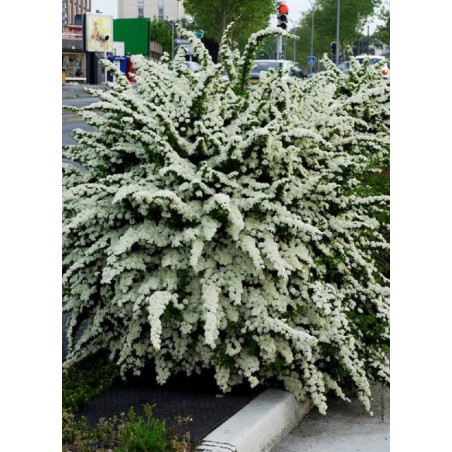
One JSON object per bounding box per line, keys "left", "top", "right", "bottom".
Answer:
{"left": 63, "top": 27, "right": 390, "bottom": 414}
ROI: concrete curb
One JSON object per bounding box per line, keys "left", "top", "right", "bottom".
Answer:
{"left": 197, "top": 389, "right": 312, "bottom": 452}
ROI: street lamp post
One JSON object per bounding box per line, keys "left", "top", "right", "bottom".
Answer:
{"left": 171, "top": 21, "right": 175, "bottom": 59}
{"left": 286, "top": 17, "right": 298, "bottom": 64}
{"left": 100, "top": 34, "right": 110, "bottom": 83}
{"left": 170, "top": 2, "right": 181, "bottom": 60}
{"left": 309, "top": 1, "right": 316, "bottom": 74}
{"left": 173, "top": 0, "right": 181, "bottom": 60}
{"left": 335, "top": 0, "right": 340, "bottom": 65}
{"left": 367, "top": 23, "right": 370, "bottom": 54}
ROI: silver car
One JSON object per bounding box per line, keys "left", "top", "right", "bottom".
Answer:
{"left": 249, "top": 59, "right": 305, "bottom": 85}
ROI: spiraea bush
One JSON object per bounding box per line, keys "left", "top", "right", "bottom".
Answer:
{"left": 63, "top": 26, "right": 389, "bottom": 414}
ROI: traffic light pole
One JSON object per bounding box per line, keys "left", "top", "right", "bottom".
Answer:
{"left": 310, "top": 6, "right": 315, "bottom": 73}
{"left": 276, "top": 1, "right": 288, "bottom": 60}
{"left": 276, "top": 35, "right": 283, "bottom": 60}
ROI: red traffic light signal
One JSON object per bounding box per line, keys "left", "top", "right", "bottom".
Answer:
{"left": 278, "top": 4, "right": 289, "bottom": 15}
{"left": 277, "top": 3, "right": 289, "bottom": 30}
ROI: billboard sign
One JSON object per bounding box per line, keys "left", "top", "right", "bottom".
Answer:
{"left": 62, "top": 25, "right": 82, "bottom": 40}
{"left": 85, "top": 13, "right": 113, "bottom": 52}
{"left": 113, "top": 18, "right": 150, "bottom": 55}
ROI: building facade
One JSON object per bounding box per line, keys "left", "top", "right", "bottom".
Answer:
{"left": 62, "top": 2, "right": 94, "bottom": 82}
{"left": 62, "top": 0, "right": 67, "bottom": 26}
{"left": 118, "top": 0, "right": 185, "bottom": 21}
{"left": 65, "top": 0, "right": 92, "bottom": 25}
{"left": 62, "top": 24, "right": 86, "bottom": 81}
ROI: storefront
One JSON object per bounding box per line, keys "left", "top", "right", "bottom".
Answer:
{"left": 62, "top": 25, "right": 86, "bottom": 83}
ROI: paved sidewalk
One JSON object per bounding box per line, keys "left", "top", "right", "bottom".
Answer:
{"left": 62, "top": 83, "right": 106, "bottom": 99}
{"left": 271, "top": 384, "right": 389, "bottom": 452}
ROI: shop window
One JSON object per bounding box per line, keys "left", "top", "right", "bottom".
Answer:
{"left": 62, "top": 54, "right": 85, "bottom": 78}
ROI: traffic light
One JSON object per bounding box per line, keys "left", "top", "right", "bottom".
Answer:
{"left": 330, "top": 41, "right": 337, "bottom": 61}
{"left": 277, "top": 2, "right": 289, "bottom": 30}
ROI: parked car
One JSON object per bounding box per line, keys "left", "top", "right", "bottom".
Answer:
{"left": 339, "top": 55, "right": 390, "bottom": 79}
{"left": 181, "top": 63, "right": 230, "bottom": 83}
{"left": 168, "top": 60, "right": 201, "bottom": 77}
{"left": 249, "top": 60, "right": 305, "bottom": 86}
{"left": 338, "top": 61, "right": 351, "bottom": 72}
{"left": 184, "top": 61, "right": 201, "bottom": 75}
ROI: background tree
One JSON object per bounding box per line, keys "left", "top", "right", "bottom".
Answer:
{"left": 372, "top": 7, "right": 390, "bottom": 46}
{"left": 150, "top": 20, "right": 173, "bottom": 56}
{"left": 285, "top": 0, "right": 380, "bottom": 71}
{"left": 183, "top": 0, "right": 275, "bottom": 51}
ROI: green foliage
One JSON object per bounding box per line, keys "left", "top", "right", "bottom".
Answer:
{"left": 116, "top": 405, "right": 170, "bottom": 452}
{"left": 62, "top": 353, "right": 120, "bottom": 411}
{"left": 62, "top": 409, "right": 120, "bottom": 450}
{"left": 62, "top": 405, "right": 193, "bottom": 452}
{"left": 243, "top": 336, "right": 259, "bottom": 357}
{"left": 213, "top": 345, "right": 236, "bottom": 368}
{"left": 372, "top": 7, "right": 390, "bottom": 46}
{"left": 162, "top": 302, "right": 184, "bottom": 323}
{"left": 184, "top": 0, "right": 275, "bottom": 51}
{"left": 347, "top": 311, "right": 389, "bottom": 348}
{"left": 272, "top": 354, "right": 285, "bottom": 375}
{"left": 150, "top": 20, "right": 174, "bottom": 56}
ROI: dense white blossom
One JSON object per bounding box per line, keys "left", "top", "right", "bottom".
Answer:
{"left": 63, "top": 28, "right": 389, "bottom": 414}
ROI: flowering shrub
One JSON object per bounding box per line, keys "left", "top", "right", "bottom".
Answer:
{"left": 63, "top": 26, "right": 389, "bottom": 414}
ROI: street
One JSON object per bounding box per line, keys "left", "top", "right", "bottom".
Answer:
{"left": 62, "top": 96, "right": 96, "bottom": 170}
{"left": 62, "top": 120, "right": 94, "bottom": 146}
{"left": 62, "top": 97, "right": 99, "bottom": 108}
